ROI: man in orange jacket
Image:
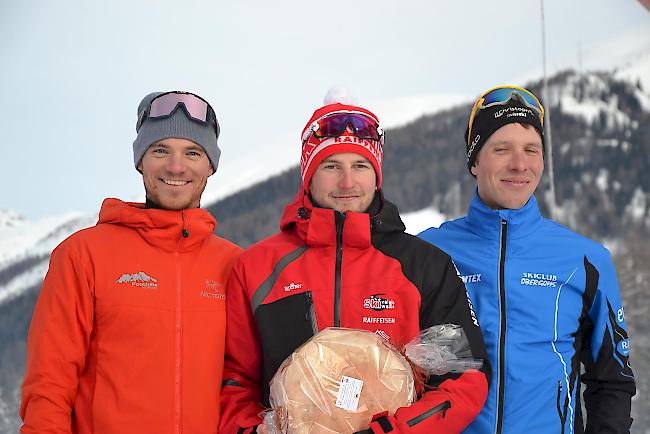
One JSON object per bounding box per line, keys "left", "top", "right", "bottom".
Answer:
{"left": 20, "top": 91, "right": 242, "bottom": 434}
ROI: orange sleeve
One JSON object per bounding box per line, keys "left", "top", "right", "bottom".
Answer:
{"left": 20, "top": 240, "right": 95, "bottom": 434}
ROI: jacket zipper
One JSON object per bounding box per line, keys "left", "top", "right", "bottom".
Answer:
{"left": 495, "top": 219, "right": 507, "bottom": 434}
{"left": 305, "top": 291, "right": 319, "bottom": 335}
{"left": 406, "top": 400, "right": 451, "bottom": 427}
{"left": 174, "top": 211, "right": 188, "bottom": 434}
{"left": 334, "top": 212, "right": 346, "bottom": 327}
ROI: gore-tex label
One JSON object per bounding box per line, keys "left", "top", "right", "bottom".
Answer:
{"left": 335, "top": 376, "right": 364, "bottom": 412}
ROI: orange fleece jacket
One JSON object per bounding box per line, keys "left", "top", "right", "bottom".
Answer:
{"left": 20, "top": 198, "right": 242, "bottom": 434}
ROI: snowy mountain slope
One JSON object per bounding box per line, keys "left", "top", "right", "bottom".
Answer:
{"left": 614, "top": 47, "right": 650, "bottom": 94}
{"left": 0, "top": 211, "right": 84, "bottom": 266}
{"left": 0, "top": 212, "right": 96, "bottom": 304}
{"left": 0, "top": 210, "right": 23, "bottom": 228}
{"left": 543, "top": 71, "right": 650, "bottom": 129}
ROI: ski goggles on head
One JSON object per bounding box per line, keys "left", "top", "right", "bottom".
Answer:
{"left": 301, "top": 111, "right": 384, "bottom": 144}
{"left": 137, "top": 91, "right": 217, "bottom": 132}
{"left": 467, "top": 86, "right": 544, "bottom": 146}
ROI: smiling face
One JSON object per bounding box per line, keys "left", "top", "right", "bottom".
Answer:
{"left": 138, "top": 138, "right": 213, "bottom": 210}
{"left": 309, "top": 152, "right": 377, "bottom": 213}
{"left": 471, "top": 123, "right": 544, "bottom": 210}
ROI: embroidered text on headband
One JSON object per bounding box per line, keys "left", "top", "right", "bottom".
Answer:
{"left": 301, "top": 110, "right": 384, "bottom": 144}
{"left": 466, "top": 86, "right": 545, "bottom": 146}
{"left": 136, "top": 91, "right": 219, "bottom": 135}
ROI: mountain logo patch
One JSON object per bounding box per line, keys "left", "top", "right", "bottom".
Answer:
{"left": 116, "top": 271, "right": 159, "bottom": 288}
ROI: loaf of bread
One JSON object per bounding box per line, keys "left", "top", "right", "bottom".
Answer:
{"left": 268, "top": 328, "right": 415, "bottom": 434}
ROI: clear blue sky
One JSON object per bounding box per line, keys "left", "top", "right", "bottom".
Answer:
{"left": 1, "top": 0, "right": 648, "bottom": 218}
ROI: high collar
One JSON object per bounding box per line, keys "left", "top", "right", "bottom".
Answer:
{"left": 279, "top": 189, "right": 405, "bottom": 248}
{"left": 466, "top": 190, "right": 543, "bottom": 240}
{"left": 97, "top": 198, "right": 217, "bottom": 253}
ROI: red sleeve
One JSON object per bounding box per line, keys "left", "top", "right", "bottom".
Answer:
{"left": 20, "top": 241, "right": 95, "bottom": 434}
{"left": 219, "top": 260, "right": 266, "bottom": 434}
{"left": 359, "top": 370, "right": 487, "bottom": 434}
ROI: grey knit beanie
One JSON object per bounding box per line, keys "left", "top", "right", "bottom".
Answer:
{"left": 133, "top": 91, "right": 221, "bottom": 174}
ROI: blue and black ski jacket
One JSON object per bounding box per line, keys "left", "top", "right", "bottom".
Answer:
{"left": 418, "top": 193, "right": 635, "bottom": 434}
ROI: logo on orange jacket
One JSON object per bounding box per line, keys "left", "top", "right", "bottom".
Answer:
{"left": 201, "top": 279, "right": 226, "bottom": 299}
{"left": 116, "top": 271, "right": 159, "bottom": 288}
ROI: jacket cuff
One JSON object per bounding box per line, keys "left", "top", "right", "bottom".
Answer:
{"left": 354, "top": 411, "right": 399, "bottom": 434}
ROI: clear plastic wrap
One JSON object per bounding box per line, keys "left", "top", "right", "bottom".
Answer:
{"left": 263, "top": 325, "right": 483, "bottom": 433}
{"left": 404, "top": 324, "right": 484, "bottom": 375}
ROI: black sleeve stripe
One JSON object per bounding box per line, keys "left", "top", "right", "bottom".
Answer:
{"left": 582, "top": 256, "right": 599, "bottom": 318}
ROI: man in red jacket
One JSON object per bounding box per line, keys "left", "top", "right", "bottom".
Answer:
{"left": 220, "top": 90, "right": 490, "bottom": 434}
{"left": 20, "top": 91, "right": 242, "bottom": 434}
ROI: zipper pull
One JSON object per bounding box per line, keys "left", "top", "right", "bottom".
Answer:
{"left": 181, "top": 210, "right": 189, "bottom": 238}
{"left": 305, "top": 292, "right": 312, "bottom": 320}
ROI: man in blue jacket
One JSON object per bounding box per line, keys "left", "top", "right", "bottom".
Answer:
{"left": 418, "top": 86, "right": 636, "bottom": 433}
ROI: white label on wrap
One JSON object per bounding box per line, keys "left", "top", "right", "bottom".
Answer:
{"left": 335, "top": 376, "right": 364, "bottom": 412}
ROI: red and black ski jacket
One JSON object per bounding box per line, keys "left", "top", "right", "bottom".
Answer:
{"left": 220, "top": 192, "right": 490, "bottom": 434}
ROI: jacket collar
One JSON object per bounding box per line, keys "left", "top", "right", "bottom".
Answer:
{"left": 97, "top": 198, "right": 217, "bottom": 253}
{"left": 279, "top": 190, "right": 405, "bottom": 247}
{"left": 466, "top": 190, "right": 543, "bottom": 240}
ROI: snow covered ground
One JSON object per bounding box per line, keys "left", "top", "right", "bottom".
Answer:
{"left": 401, "top": 207, "right": 446, "bottom": 235}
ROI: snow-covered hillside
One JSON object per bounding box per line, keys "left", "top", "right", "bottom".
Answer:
{"left": 615, "top": 49, "right": 650, "bottom": 97}
{"left": 0, "top": 211, "right": 96, "bottom": 304}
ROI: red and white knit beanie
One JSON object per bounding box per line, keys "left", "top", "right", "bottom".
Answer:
{"left": 300, "top": 87, "right": 383, "bottom": 193}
